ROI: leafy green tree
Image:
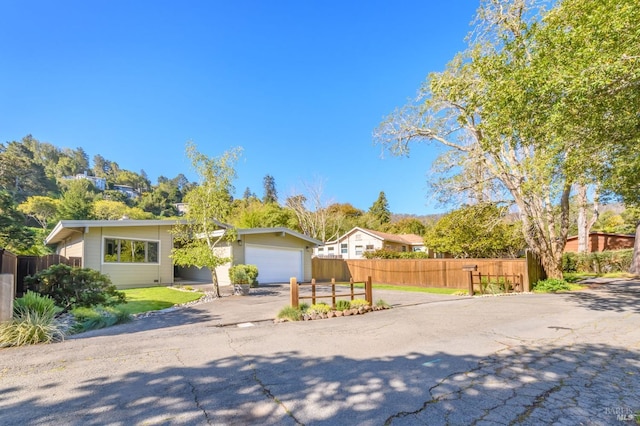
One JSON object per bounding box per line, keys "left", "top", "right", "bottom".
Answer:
{"left": 58, "top": 180, "right": 96, "bottom": 220}
{"left": 171, "top": 143, "right": 242, "bottom": 297}
{"left": 262, "top": 174, "right": 278, "bottom": 204}
{"left": 368, "top": 191, "right": 391, "bottom": 226}
{"left": 0, "top": 190, "right": 38, "bottom": 253}
{"left": 386, "top": 217, "right": 427, "bottom": 236}
{"left": 0, "top": 141, "right": 55, "bottom": 201}
{"left": 93, "top": 200, "right": 154, "bottom": 220}
{"left": 425, "top": 204, "right": 525, "bottom": 258}
{"left": 232, "top": 198, "right": 294, "bottom": 228}
{"left": 375, "top": 0, "right": 639, "bottom": 278}
{"left": 17, "top": 196, "right": 61, "bottom": 229}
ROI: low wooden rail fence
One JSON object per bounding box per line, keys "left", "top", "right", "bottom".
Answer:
{"left": 289, "top": 277, "right": 373, "bottom": 308}
{"left": 468, "top": 271, "right": 524, "bottom": 295}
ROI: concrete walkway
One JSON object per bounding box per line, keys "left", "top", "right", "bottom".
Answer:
{"left": 1, "top": 280, "right": 639, "bottom": 425}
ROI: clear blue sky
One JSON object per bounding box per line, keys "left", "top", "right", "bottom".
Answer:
{"left": 1, "top": 1, "right": 478, "bottom": 215}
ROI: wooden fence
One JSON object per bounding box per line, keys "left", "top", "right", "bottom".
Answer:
{"left": 15, "top": 254, "right": 82, "bottom": 297}
{"left": 289, "top": 277, "right": 373, "bottom": 308}
{"left": 312, "top": 251, "right": 545, "bottom": 292}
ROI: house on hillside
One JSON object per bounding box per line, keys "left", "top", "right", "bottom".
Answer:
{"left": 314, "top": 227, "right": 428, "bottom": 259}
{"left": 63, "top": 171, "right": 107, "bottom": 191}
{"left": 45, "top": 220, "right": 321, "bottom": 289}
{"left": 564, "top": 232, "right": 635, "bottom": 253}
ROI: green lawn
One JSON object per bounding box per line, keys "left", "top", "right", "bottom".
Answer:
{"left": 117, "top": 287, "right": 204, "bottom": 315}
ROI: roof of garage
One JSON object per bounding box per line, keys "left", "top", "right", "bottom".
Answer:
{"left": 237, "top": 227, "right": 322, "bottom": 246}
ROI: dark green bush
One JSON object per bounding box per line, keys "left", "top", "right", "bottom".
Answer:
{"left": 533, "top": 278, "right": 571, "bottom": 293}
{"left": 363, "top": 249, "right": 430, "bottom": 259}
{"left": 25, "top": 264, "right": 126, "bottom": 312}
{"left": 562, "top": 249, "right": 633, "bottom": 274}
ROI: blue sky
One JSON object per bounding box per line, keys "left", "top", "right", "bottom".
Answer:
{"left": 1, "top": 1, "right": 478, "bottom": 215}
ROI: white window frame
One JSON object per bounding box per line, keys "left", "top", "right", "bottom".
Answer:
{"left": 103, "top": 236, "right": 160, "bottom": 264}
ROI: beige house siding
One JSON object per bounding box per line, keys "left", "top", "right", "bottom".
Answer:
{"left": 55, "top": 235, "right": 84, "bottom": 261}
{"left": 238, "top": 233, "right": 313, "bottom": 281}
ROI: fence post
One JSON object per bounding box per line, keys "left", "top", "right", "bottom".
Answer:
{"left": 365, "top": 276, "right": 373, "bottom": 305}
{"left": 311, "top": 278, "right": 316, "bottom": 305}
{"left": 0, "top": 274, "right": 14, "bottom": 322}
{"left": 349, "top": 277, "right": 354, "bottom": 301}
{"left": 290, "top": 277, "right": 299, "bottom": 308}
{"left": 331, "top": 278, "right": 336, "bottom": 308}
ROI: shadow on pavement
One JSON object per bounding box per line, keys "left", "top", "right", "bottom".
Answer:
{"left": 2, "top": 342, "right": 637, "bottom": 425}
{"left": 564, "top": 279, "right": 640, "bottom": 314}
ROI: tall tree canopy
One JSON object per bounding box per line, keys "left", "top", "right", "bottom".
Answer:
{"left": 375, "top": 0, "right": 640, "bottom": 278}
{"left": 171, "top": 143, "right": 242, "bottom": 297}
{"left": 262, "top": 174, "right": 278, "bottom": 204}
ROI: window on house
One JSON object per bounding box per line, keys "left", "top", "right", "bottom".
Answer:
{"left": 341, "top": 243, "right": 347, "bottom": 254}
{"left": 328, "top": 247, "right": 335, "bottom": 252}
{"left": 104, "top": 238, "right": 159, "bottom": 263}
{"left": 318, "top": 247, "right": 324, "bottom": 252}
{"left": 365, "top": 244, "right": 374, "bottom": 251}
{"left": 401, "top": 246, "right": 407, "bottom": 252}
{"left": 355, "top": 234, "right": 362, "bottom": 241}
{"left": 355, "top": 245, "right": 363, "bottom": 255}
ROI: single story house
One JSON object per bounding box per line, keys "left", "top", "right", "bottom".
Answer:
{"left": 564, "top": 232, "right": 635, "bottom": 253}
{"left": 45, "top": 220, "right": 321, "bottom": 289}
{"left": 314, "top": 227, "right": 426, "bottom": 259}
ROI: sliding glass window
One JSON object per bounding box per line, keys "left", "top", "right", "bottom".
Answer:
{"left": 104, "top": 238, "right": 159, "bottom": 263}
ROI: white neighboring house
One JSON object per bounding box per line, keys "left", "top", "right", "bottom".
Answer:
{"left": 314, "top": 227, "right": 426, "bottom": 259}
{"left": 64, "top": 172, "right": 107, "bottom": 191}
{"left": 112, "top": 184, "right": 141, "bottom": 199}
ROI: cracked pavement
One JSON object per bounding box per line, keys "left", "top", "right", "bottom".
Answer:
{"left": 1, "top": 280, "right": 639, "bottom": 425}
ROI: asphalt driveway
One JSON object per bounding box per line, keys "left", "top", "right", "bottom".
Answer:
{"left": 1, "top": 280, "right": 639, "bottom": 425}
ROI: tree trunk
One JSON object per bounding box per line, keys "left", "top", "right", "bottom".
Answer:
{"left": 630, "top": 222, "right": 640, "bottom": 275}
{"left": 210, "top": 268, "right": 221, "bottom": 298}
{"left": 576, "top": 184, "right": 599, "bottom": 253}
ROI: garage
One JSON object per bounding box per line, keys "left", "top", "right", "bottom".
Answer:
{"left": 245, "top": 244, "right": 303, "bottom": 283}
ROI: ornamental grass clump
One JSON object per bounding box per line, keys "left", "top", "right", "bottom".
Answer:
{"left": 277, "top": 306, "right": 303, "bottom": 321}
{"left": 71, "top": 306, "right": 131, "bottom": 333}
{"left": 306, "top": 303, "right": 331, "bottom": 315}
{"left": 0, "top": 292, "right": 64, "bottom": 347}
{"left": 335, "top": 300, "right": 351, "bottom": 311}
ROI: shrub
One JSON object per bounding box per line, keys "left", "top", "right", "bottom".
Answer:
{"left": 335, "top": 300, "right": 351, "bottom": 311}
{"left": 0, "top": 291, "right": 64, "bottom": 347}
{"left": 375, "top": 299, "right": 390, "bottom": 308}
{"left": 307, "top": 303, "right": 331, "bottom": 315}
{"left": 363, "top": 249, "right": 430, "bottom": 260}
{"left": 13, "top": 291, "right": 61, "bottom": 317}
{"left": 480, "top": 277, "right": 512, "bottom": 294}
{"left": 229, "top": 264, "right": 259, "bottom": 286}
{"left": 350, "top": 299, "right": 370, "bottom": 308}
{"left": 562, "top": 249, "right": 633, "bottom": 274}
{"left": 24, "top": 264, "right": 126, "bottom": 312}
{"left": 71, "top": 306, "right": 131, "bottom": 333}
{"left": 277, "top": 306, "right": 302, "bottom": 321}
{"left": 298, "top": 302, "right": 309, "bottom": 312}
{"left": 533, "top": 278, "right": 571, "bottom": 293}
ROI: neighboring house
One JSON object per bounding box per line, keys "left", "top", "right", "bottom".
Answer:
{"left": 564, "top": 232, "right": 635, "bottom": 253}
{"left": 314, "top": 227, "right": 426, "bottom": 259}
{"left": 63, "top": 172, "right": 107, "bottom": 191}
{"left": 112, "top": 184, "right": 140, "bottom": 199}
{"left": 45, "top": 220, "right": 321, "bottom": 289}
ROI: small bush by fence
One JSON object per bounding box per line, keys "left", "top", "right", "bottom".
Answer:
{"left": 562, "top": 249, "right": 633, "bottom": 274}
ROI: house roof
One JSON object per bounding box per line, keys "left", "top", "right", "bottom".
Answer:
{"left": 325, "top": 227, "right": 424, "bottom": 246}
{"left": 45, "top": 220, "right": 322, "bottom": 247}
{"left": 237, "top": 227, "right": 322, "bottom": 246}
{"left": 566, "top": 232, "right": 635, "bottom": 241}
{"left": 45, "top": 219, "right": 183, "bottom": 245}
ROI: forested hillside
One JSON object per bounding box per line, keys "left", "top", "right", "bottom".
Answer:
{"left": 0, "top": 135, "right": 434, "bottom": 254}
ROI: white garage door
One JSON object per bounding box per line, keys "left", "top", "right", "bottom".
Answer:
{"left": 245, "top": 244, "right": 303, "bottom": 283}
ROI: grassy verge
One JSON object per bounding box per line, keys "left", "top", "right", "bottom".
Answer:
{"left": 117, "top": 287, "right": 204, "bottom": 315}
{"left": 337, "top": 282, "right": 460, "bottom": 295}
